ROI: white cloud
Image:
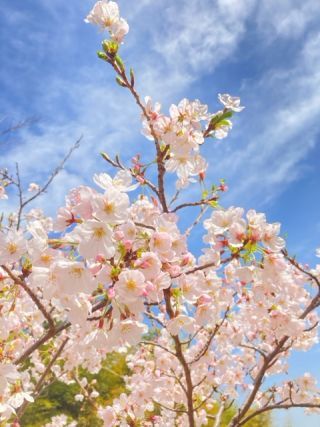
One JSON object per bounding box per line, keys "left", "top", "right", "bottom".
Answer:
{"left": 256, "top": 0, "right": 320, "bottom": 40}
{"left": 152, "top": 0, "right": 256, "bottom": 73}
{"left": 1, "top": 0, "right": 320, "bottom": 219}
{"left": 209, "top": 30, "right": 320, "bottom": 206}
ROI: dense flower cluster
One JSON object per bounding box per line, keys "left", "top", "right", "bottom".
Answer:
{"left": 1, "top": 1, "right": 319, "bottom": 426}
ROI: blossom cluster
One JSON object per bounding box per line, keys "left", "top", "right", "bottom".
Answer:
{"left": 85, "top": 0, "right": 129, "bottom": 43}
{"left": 141, "top": 94, "right": 244, "bottom": 189}
{"left": 0, "top": 1, "right": 319, "bottom": 426}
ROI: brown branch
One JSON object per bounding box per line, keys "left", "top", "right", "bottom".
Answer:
{"left": 193, "top": 390, "right": 215, "bottom": 411}
{"left": 155, "top": 401, "right": 187, "bottom": 414}
{"left": 35, "top": 338, "right": 69, "bottom": 395}
{"left": 16, "top": 137, "right": 81, "bottom": 229}
{"left": 73, "top": 369, "right": 98, "bottom": 409}
{"left": 238, "top": 402, "right": 320, "bottom": 426}
{"left": 0, "top": 117, "right": 38, "bottom": 139}
{"left": 240, "top": 344, "right": 267, "bottom": 360}
{"left": 144, "top": 311, "right": 165, "bottom": 328}
{"left": 140, "top": 340, "right": 176, "bottom": 357}
{"left": 169, "top": 189, "right": 180, "bottom": 207}
{"left": 16, "top": 337, "right": 69, "bottom": 418}
{"left": 190, "top": 308, "right": 230, "bottom": 365}
{"left": 14, "top": 298, "right": 108, "bottom": 365}
{"left": 303, "top": 321, "right": 319, "bottom": 333}
{"left": 110, "top": 60, "right": 168, "bottom": 212}
{"left": 134, "top": 222, "right": 156, "bottom": 231}
{"left": 185, "top": 205, "right": 209, "bottom": 238}
{"left": 171, "top": 196, "right": 218, "bottom": 213}
{"left": 101, "top": 152, "right": 159, "bottom": 197}
{"left": 229, "top": 281, "right": 320, "bottom": 427}
{"left": 2, "top": 265, "right": 55, "bottom": 330}
{"left": 282, "top": 249, "right": 320, "bottom": 290}
{"left": 164, "top": 288, "right": 195, "bottom": 426}
{"left": 166, "top": 369, "right": 188, "bottom": 395}
{"left": 175, "top": 250, "right": 241, "bottom": 279}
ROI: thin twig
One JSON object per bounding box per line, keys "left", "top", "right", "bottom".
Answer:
{"left": 17, "top": 337, "right": 69, "bottom": 418}
{"left": 16, "top": 137, "right": 81, "bottom": 229}
{"left": 140, "top": 340, "right": 176, "bottom": 357}
{"left": 14, "top": 297, "right": 108, "bottom": 365}
{"left": 2, "top": 265, "right": 55, "bottom": 330}
{"left": 171, "top": 196, "right": 218, "bottom": 213}
{"left": 238, "top": 402, "right": 320, "bottom": 426}
{"left": 101, "top": 152, "right": 159, "bottom": 196}
{"left": 0, "top": 117, "right": 38, "bottom": 139}
{"left": 185, "top": 205, "right": 209, "bottom": 238}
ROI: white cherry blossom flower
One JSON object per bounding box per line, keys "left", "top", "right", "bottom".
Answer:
{"left": 76, "top": 219, "right": 115, "bottom": 260}
{"left": 110, "top": 320, "right": 147, "bottom": 346}
{"left": 8, "top": 391, "right": 34, "bottom": 409}
{"left": 166, "top": 315, "right": 195, "bottom": 336}
{"left": 218, "top": 93, "right": 244, "bottom": 112}
{"left": 85, "top": 1, "right": 119, "bottom": 29}
{"left": 98, "top": 406, "right": 117, "bottom": 426}
{"left": 93, "top": 187, "right": 129, "bottom": 224}
{"left": 93, "top": 170, "right": 138, "bottom": 192}
{"left": 115, "top": 269, "right": 145, "bottom": 302}
{"left": 0, "top": 186, "right": 8, "bottom": 199}
{"left": 110, "top": 18, "right": 129, "bottom": 43}
{"left": 53, "top": 260, "right": 95, "bottom": 295}
{"left": 28, "top": 182, "right": 40, "bottom": 192}
{"left": 0, "top": 230, "right": 26, "bottom": 264}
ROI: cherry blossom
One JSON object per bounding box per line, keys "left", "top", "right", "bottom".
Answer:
{"left": 218, "top": 93, "right": 245, "bottom": 112}
{"left": 0, "top": 2, "right": 319, "bottom": 426}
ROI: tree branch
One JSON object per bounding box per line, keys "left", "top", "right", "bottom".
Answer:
{"left": 2, "top": 265, "right": 55, "bottom": 330}
{"left": 16, "top": 137, "right": 81, "bottom": 229}
{"left": 16, "top": 337, "right": 69, "bottom": 419}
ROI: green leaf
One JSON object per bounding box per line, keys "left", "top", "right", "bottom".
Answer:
{"left": 100, "top": 152, "right": 111, "bottom": 162}
{"left": 102, "top": 39, "right": 118, "bottom": 56}
{"left": 115, "top": 76, "right": 127, "bottom": 88}
{"left": 115, "top": 55, "right": 125, "bottom": 72}
{"left": 209, "top": 110, "right": 233, "bottom": 128}
{"left": 202, "top": 190, "right": 209, "bottom": 199}
{"left": 130, "top": 68, "right": 135, "bottom": 87}
{"left": 97, "top": 51, "right": 109, "bottom": 62}
{"left": 208, "top": 200, "right": 219, "bottom": 208}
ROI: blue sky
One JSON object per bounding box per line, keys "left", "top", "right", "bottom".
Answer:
{"left": 1, "top": 1, "right": 320, "bottom": 425}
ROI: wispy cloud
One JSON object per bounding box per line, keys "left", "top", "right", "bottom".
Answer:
{"left": 256, "top": 0, "right": 320, "bottom": 40}
{"left": 205, "top": 30, "right": 320, "bottom": 207}
{"left": 151, "top": 0, "right": 256, "bottom": 74}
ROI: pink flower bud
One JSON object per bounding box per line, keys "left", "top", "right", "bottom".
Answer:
{"left": 151, "top": 196, "right": 158, "bottom": 207}
{"left": 124, "top": 240, "right": 132, "bottom": 250}
{"left": 146, "top": 281, "right": 155, "bottom": 292}
{"left": 219, "top": 183, "right": 228, "bottom": 192}
{"left": 114, "top": 230, "right": 124, "bottom": 240}
{"left": 198, "top": 294, "right": 212, "bottom": 305}
{"left": 136, "top": 175, "right": 145, "bottom": 184}
{"left": 95, "top": 254, "right": 106, "bottom": 263}
{"left": 90, "top": 263, "right": 101, "bottom": 275}
{"left": 181, "top": 254, "right": 191, "bottom": 266}
{"left": 199, "top": 171, "right": 206, "bottom": 181}
{"left": 108, "top": 288, "right": 115, "bottom": 299}
{"left": 132, "top": 154, "right": 140, "bottom": 164}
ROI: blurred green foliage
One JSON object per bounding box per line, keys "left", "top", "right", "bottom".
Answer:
{"left": 21, "top": 353, "right": 129, "bottom": 427}
{"left": 20, "top": 352, "right": 271, "bottom": 427}
{"left": 207, "top": 402, "right": 271, "bottom": 426}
